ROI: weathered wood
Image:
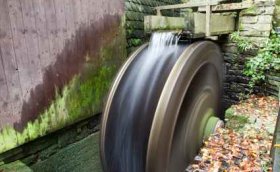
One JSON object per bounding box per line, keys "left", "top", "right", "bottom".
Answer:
{"left": 1, "top": 0, "right": 23, "bottom": 121}
{"left": 54, "top": 0, "right": 67, "bottom": 85}
{"left": 21, "top": 0, "right": 43, "bottom": 91}
{"left": 8, "top": 0, "right": 32, "bottom": 101}
{"left": 205, "top": 0, "right": 212, "bottom": 37}
{"left": 155, "top": 0, "right": 221, "bottom": 12}
{"left": 144, "top": 13, "right": 235, "bottom": 37}
{"left": 194, "top": 13, "right": 235, "bottom": 35}
{"left": 43, "top": 0, "right": 60, "bottom": 96}
{"left": 144, "top": 16, "right": 186, "bottom": 31}
{"left": 80, "top": 0, "right": 88, "bottom": 26}
{"left": 64, "top": 0, "right": 76, "bottom": 78}
{"left": 198, "top": 1, "right": 253, "bottom": 12}
{"left": 0, "top": 0, "right": 126, "bottom": 155}
{"left": 43, "top": 0, "right": 59, "bottom": 62}
{"left": 72, "top": 0, "right": 83, "bottom": 73}
{"left": 32, "top": 0, "right": 50, "bottom": 69}
{"left": 0, "top": 51, "right": 8, "bottom": 126}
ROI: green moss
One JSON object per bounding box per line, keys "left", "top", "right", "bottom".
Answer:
{"left": 0, "top": 160, "right": 33, "bottom": 172}
{"left": 0, "top": 22, "right": 126, "bottom": 154}
{"left": 238, "top": 23, "right": 244, "bottom": 30}
{"left": 225, "top": 108, "right": 249, "bottom": 131}
{"left": 241, "top": 5, "right": 257, "bottom": 16}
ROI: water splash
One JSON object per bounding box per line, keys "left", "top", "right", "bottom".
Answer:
{"left": 148, "top": 32, "right": 180, "bottom": 55}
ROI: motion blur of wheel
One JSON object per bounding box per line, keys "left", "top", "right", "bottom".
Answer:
{"left": 100, "top": 41, "right": 224, "bottom": 172}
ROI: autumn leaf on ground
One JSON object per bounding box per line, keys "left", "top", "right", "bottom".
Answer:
{"left": 186, "top": 95, "right": 279, "bottom": 172}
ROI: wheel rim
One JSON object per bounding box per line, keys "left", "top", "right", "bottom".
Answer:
{"left": 146, "top": 41, "right": 223, "bottom": 172}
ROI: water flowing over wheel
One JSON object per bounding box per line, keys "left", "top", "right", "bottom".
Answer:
{"left": 100, "top": 36, "right": 224, "bottom": 172}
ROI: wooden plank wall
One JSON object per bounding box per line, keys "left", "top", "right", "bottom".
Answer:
{"left": 0, "top": 0, "right": 124, "bottom": 131}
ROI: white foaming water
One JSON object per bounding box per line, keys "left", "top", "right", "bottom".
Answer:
{"left": 148, "top": 32, "right": 180, "bottom": 55}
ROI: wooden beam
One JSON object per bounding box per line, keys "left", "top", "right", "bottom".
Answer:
{"left": 154, "top": 1, "right": 222, "bottom": 11}
{"left": 206, "top": 0, "right": 212, "bottom": 37}
{"left": 144, "top": 13, "right": 235, "bottom": 37}
{"left": 198, "top": 2, "right": 253, "bottom": 12}
{"left": 144, "top": 16, "right": 185, "bottom": 32}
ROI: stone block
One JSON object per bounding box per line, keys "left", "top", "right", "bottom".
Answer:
{"left": 31, "top": 133, "right": 102, "bottom": 172}
{"left": 246, "top": 37, "right": 269, "bottom": 46}
{"left": 241, "top": 6, "right": 275, "bottom": 16}
{"left": 126, "top": 11, "right": 144, "bottom": 21}
{"left": 240, "top": 30, "right": 270, "bottom": 37}
{"left": 126, "top": 21, "right": 144, "bottom": 29}
{"left": 129, "top": 30, "right": 145, "bottom": 38}
{"left": 241, "top": 23, "right": 272, "bottom": 31}
{"left": 254, "top": 0, "right": 276, "bottom": 7}
{"left": 241, "top": 15, "right": 273, "bottom": 24}
{"left": 240, "top": 16, "right": 258, "bottom": 24}
{"left": 274, "top": 6, "right": 280, "bottom": 27}
{"left": 257, "top": 6, "right": 275, "bottom": 15}
{"left": 222, "top": 43, "right": 239, "bottom": 53}
{"left": 258, "top": 15, "right": 273, "bottom": 23}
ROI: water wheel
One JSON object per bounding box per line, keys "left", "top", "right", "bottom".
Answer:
{"left": 100, "top": 39, "right": 224, "bottom": 172}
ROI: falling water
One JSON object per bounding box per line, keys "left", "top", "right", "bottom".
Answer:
{"left": 148, "top": 32, "right": 180, "bottom": 55}
{"left": 104, "top": 32, "right": 187, "bottom": 172}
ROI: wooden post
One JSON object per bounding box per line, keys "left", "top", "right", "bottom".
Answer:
{"left": 157, "top": 9, "right": 162, "bottom": 16}
{"left": 206, "top": 0, "right": 211, "bottom": 37}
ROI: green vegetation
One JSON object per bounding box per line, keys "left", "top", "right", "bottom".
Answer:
{"left": 241, "top": 5, "right": 257, "bottom": 16}
{"left": 244, "top": 32, "right": 280, "bottom": 87}
{"left": 230, "top": 31, "right": 255, "bottom": 52}
{"left": 230, "top": 31, "right": 280, "bottom": 88}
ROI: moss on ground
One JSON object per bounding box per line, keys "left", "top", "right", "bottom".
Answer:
{"left": 225, "top": 108, "right": 249, "bottom": 131}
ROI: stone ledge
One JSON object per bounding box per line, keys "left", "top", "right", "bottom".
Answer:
{"left": 0, "top": 114, "right": 100, "bottom": 167}
{"left": 241, "top": 23, "right": 272, "bottom": 32}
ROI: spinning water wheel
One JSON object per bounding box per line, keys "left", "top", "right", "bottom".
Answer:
{"left": 100, "top": 40, "right": 224, "bottom": 172}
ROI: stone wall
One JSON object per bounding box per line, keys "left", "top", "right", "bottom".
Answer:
{"left": 274, "top": 0, "right": 280, "bottom": 26}
{"left": 222, "top": 0, "right": 278, "bottom": 108}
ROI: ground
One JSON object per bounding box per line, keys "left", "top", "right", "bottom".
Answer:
{"left": 187, "top": 95, "right": 279, "bottom": 172}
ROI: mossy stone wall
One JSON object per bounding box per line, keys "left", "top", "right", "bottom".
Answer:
{"left": 222, "top": 0, "right": 278, "bottom": 107}
{"left": 274, "top": 0, "right": 280, "bottom": 27}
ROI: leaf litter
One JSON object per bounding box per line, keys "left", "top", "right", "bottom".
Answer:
{"left": 186, "top": 95, "right": 279, "bottom": 172}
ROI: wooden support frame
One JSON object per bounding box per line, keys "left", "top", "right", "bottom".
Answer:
{"left": 206, "top": 0, "right": 212, "bottom": 37}
{"left": 144, "top": 13, "right": 235, "bottom": 37}
{"left": 155, "top": 1, "right": 253, "bottom": 15}
{"left": 150, "top": 1, "right": 252, "bottom": 39}
{"left": 155, "top": 1, "right": 222, "bottom": 15}
{"left": 198, "top": 1, "right": 253, "bottom": 12}
{"left": 154, "top": 1, "right": 252, "bottom": 37}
